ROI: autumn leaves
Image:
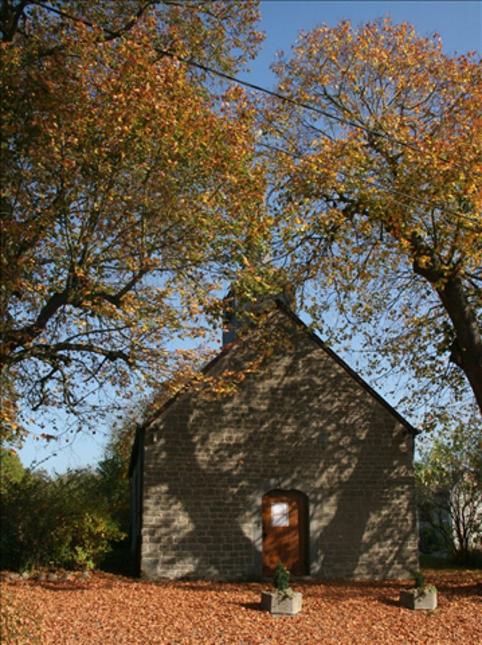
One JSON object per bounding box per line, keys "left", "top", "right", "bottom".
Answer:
{"left": 1, "top": 5, "right": 480, "bottom": 443}
{"left": 262, "top": 18, "right": 482, "bottom": 416}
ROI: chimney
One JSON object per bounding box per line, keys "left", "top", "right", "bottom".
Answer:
{"left": 221, "top": 282, "right": 296, "bottom": 347}
{"left": 222, "top": 288, "right": 238, "bottom": 347}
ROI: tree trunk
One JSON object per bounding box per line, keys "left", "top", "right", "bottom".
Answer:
{"left": 437, "top": 275, "right": 482, "bottom": 415}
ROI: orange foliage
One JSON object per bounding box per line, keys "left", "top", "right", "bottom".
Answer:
{"left": 1, "top": 569, "right": 481, "bottom": 644}
{"left": 263, "top": 19, "right": 482, "bottom": 417}
{"left": 0, "top": 1, "right": 267, "bottom": 440}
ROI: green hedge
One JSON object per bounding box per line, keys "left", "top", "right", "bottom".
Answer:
{"left": 0, "top": 468, "right": 125, "bottom": 572}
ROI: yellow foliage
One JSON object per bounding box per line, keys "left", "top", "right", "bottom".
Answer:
{"left": 0, "top": 0, "right": 267, "bottom": 441}
{"left": 264, "top": 18, "right": 482, "bottom": 414}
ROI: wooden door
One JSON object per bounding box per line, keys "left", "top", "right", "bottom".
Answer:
{"left": 262, "top": 490, "right": 308, "bottom": 576}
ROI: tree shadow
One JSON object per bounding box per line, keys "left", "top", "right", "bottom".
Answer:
{"left": 435, "top": 581, "right": 482, "bottom": 598}
{"left": 376, "top": 595, "right": 403, "bottom": 607}
{"left": 12, "top": 571, "right": 144, "bottom": 592}
{"left": 138, "top": 307, "right": 418, "bottom": 582}
{"left": 162, "top": 580, "right": 263, "bottom": 593}
{"left": 10, "top": 578, "right": 98, "bottom": 592}
{"left": 237, "top": 601, "right": 265, "bottom": 612}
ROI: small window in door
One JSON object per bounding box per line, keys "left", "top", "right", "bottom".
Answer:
{"left": 271, "top": 502, "right": 290, "bottom": 526}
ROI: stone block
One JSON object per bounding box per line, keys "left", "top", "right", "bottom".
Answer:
{"left": 261, "top": 591, "right": 302, "bottom": 615}
{"left": 400, "top": 588, "right": 437, "bottom": 610}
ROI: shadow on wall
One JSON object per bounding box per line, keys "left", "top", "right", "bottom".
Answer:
{"left": 140, "top": 313, "right": 417, "bottom": 580}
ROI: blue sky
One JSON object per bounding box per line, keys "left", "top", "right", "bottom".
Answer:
{"left": 19, "top": 0, "right": 481, "bottom": 474}
{"left": 251, "top": 0, "right": 481, "bottom": 76}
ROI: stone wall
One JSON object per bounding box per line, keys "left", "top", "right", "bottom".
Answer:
{"left": 139, "top": 307, "right": 418, "bottom": 580}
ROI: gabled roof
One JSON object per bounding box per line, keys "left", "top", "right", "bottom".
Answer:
{"left": 273, "top": 299, "right": 419, "bottom": 436}
{"left": 129, "top": 299, "right": 418, "bottom": 475}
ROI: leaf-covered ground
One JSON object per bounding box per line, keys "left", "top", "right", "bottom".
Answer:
{"left": 1, "top": 569, "right": 480, "bottom": 644}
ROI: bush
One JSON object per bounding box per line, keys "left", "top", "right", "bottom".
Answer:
{"left": 1, "top": 471, "right": 52, "bottom": 570}
{"left": 0, "top": 468, "right": 125, "bottom": 572}
{"left": 419, "top": 525, "right": 447, "bottom": 555}
{"left": 273, "top": 563, "right": 293, "bottom": 598}
{"left": 415, "top": 417, "right": 481, "bottom": 563}
{"left": 419, "top": 551, "right": 482, "bottom": 570}
{"left": 453, "top": 548, "right": 482, "bottom": 569}
{"left": 0, "top": 423, "right": 134, "bottom": 574}
{"left": 66, "top": 512, "right": 125, "bottom": 571}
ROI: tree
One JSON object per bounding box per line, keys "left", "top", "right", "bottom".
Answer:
{"left": 96, "top": 416, "right": 135, "bottom": 533}
{"left": 416, "top": 415, "right": 482, "bottom": 563}
{"left": 0, "top": 1, "right": 267, "bottom": 441}
{"left": 0, "top": 446, "right": 25, "bottom": 494}
{"left": 262, "top": 19, "right": 481, "bottom": 417}
{"left": 0, "top": 465, "right": 125, "bottom": 571}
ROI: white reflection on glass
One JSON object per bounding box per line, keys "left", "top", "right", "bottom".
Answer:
{"left": 271, "top": 502, "right": 289, "bottom": 527}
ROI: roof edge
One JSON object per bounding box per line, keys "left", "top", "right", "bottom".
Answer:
{"left": 135, "top": 299, "right": 420, "bottom": 437}
{"left": 273, "top": 298, "right": 420, "bottom": 435}
{"left": 138, "top": 341, "right": 240, "bottom": 433}
{"left": 128, "top": 424, "right": 143, "bottom": 478}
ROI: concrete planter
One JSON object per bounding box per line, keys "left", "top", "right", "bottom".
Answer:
{"left": 261, "top": 591, "right": 302, "bottom": 615}
{"left": 400, "top": 587, "right": 437, "bottom": 610}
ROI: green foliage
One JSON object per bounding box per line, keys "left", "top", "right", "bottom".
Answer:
{"left": 409, "top": 569, "right": 437, "bottom": 596}
{"left": 416, "top": 415, "right": 482, "bottom": 563}
{"left": 410, "top": 569, "right": 426, "bottom": 590}
{"left": 273, "top": 563, "right": 290, "bottom": 591}
{"left": 0, "top": 468, "right": 125, "bottom": 571}
{"left": 419, "top": 525, "right": 446, "bottom": 555}
{"left": 419, "top": 552, "right": 482, "bottom": 570}
{"left": 96, "top": 422, "right": 135, "bottom": 534}
{"left": 70, "top": 513, "right": 125, "bottom": 571}
{"left": 0, "top": 418, "right": 136, "bottom": 573}
{"left": 0, "top": 447, "right": 25, "bottom": 494}
{"left": 273, "top": 563, "right": 293, "bottom": 598}
{"left": 93, "top": 421, "right": 137, "bottom": 574}
{"left": 456, "top": 549, "right": 482, "bottom": 568}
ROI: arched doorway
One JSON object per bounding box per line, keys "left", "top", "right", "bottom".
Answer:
{"left": 262, "top": 490, "right": 309, "bottom": 576}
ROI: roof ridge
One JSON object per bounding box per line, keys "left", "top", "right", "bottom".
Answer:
{"left": 140, "top": 299, "right": 418, "bottom": 435}
{"left": 273, "top": 298, "right": 419, "bottom": 435}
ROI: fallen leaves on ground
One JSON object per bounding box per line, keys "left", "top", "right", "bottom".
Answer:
{"left": 1, "top": 569, "right": 480, "bottom": 644}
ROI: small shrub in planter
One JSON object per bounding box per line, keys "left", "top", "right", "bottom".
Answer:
{"left": 400, "top": 570, "right": 437, "bottom": 610}
{"left": 261, "top": 563, "right": 302, "bottom": 615}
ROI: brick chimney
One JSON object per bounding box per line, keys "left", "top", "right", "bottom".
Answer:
{"left": 221, "top": 282, "right": 296, "bottom": 347}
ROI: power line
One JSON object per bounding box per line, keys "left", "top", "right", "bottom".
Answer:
{"left": 35, "top": 1, "right": 474, "bottom": 175}
{"left": 154, "top": 48, "right": 473, "bottom": 171}
{"left": 259, "top": 141, "right": 481, "bottom": 231}
{"left": 26, "top": 4, "right": 482, "bottom": 227}
{"left": 154, "top": 48, "right": 480, "bottom": 227}
{"left": 157, "top": 48, "right": 403, "bottom": 143}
